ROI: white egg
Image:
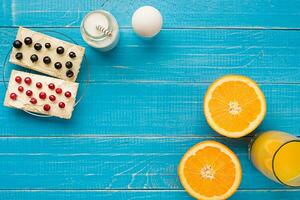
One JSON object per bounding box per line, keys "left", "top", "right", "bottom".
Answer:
{"left": 132, "top": 6, "right": 163, "bottom": 38}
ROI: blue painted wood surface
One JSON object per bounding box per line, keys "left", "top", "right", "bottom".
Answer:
{"left": 0, "top": 0, "right": 300, "bottom": 199}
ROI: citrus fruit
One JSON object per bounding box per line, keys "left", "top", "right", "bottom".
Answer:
{"left": 204, "top": 75, "right": 266, "bottom": 138}
{"left": 178, "top": 140, "right": 242, "bottom": 200}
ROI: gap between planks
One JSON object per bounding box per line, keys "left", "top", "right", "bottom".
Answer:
{"left": 0, "top": 189, "right": 298, "bottom": 192}
{"left": 0, "top": 134, "right": 298, "bottom": 138}
{"left": 2, "top": 26, "right": 300, "bottom": 31}
{"left": 1, "top": 80, "right": 300, "bottom": 85}
{"left": 0, "top": 135, "right": 252, "bottom": 139}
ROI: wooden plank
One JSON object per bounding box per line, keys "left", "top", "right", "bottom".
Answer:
{"left": 1, "top": 189, "right": 300, "bottom": 200}
{"left": 1, "top": 0, "right": 300, "bottom": 28}
{"left": 1, "top": 28, "right": 300, "bottom": 84}
{"left": 0, "top": 137, "right": 295, "bottom": 190}
{"left": 0, "top": 82, "right": 299, "bottom": 136}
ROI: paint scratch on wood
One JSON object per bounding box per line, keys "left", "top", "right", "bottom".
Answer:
{"left": 128, "top": 161, "right": 151, "bottom": 189}
{"left": 113, "top": 66, "right": 130, "bottom": 69}
{"left": 100, "top": 0, "right": 110, "bottom": 8}
{"left": 65, "top": 7, "right": 80, "bottom": 27}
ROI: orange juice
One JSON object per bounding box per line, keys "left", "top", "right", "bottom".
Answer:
{"left": 250, "top": 131, "right": 300, "bottom": 186}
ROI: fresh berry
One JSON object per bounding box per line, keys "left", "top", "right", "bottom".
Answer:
{"left": 66, "top": 70, "right": 74, "bottom": 78}
{"left": 54, "top": 62, "right": 62, "bottom": 69}
{"left": 26, "top": 90, "right": 33, "bottom": 96}
{"left": 10, "top": 93, "right": 17, "bottom": 100}
{"left": 24, "top": 77, "right": 32, "bottom": 85}
{"left": 15, "top": 52, "right": 23, "bottom": 60}
{"left": 43, "top": 56, "right": 51, "bottom": 64}
{"left": 58, "top": 102, "right": 65, "bottom": 108}
{"left": 45, "top": 43, "right": 51, "bottom": 48}
{"left": 36, "top": 82, "right": 43, "bottom": 88}
{"left": 24, "top": 37, "right": 32, "bottom": 45}
{"left": 30, "top": 54, "right": 38, "bottom": 62}
{"left": 39, "top": 92, "right": 47, "bottom": 99}
{"left": 65, "top": 61, "right": 73, "bottom": 69}
{"left": 18, "top": 86, "right": 24, "bottom": 92}
{"left": 65, "top": 91, "right": 71, "bottom": 98}
{"left": 13, "top": 40, "right": 22, "bottom": 48}
{"left": 34, "top": 43, "right": 42, "bottom": 50}
{"left": 69, "top": 51, "right": 76, "bottom": 58}
{"left": 15, "top": 76, "right": 22, "bottom": 83}
{"left": 30, "top": 98, "right": 37, "bottom": 104}
{"left": 56, "top": 46, "right": 64, "bottom": 54}
{"left": 49, "top": 95, "right": 56, "bottom": 101}
{"left": 55, "top": 88, "right": 62, "bottom": 94}
{"left": 43, "top": 104, "right": 51, "bottom": 111}
{"left": 48, "top": 83, "right": 55, "bottom": 90}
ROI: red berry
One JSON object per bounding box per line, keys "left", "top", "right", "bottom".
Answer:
{"left": 15, "top": 76, "right": 22, "bottom": 83}
{"left": 48, "top": 83, "right": 55, "bottom": 90}
{"left": 18, "top": 86, "right": 24, "bottom": 92}
{"left": 58, "top": 102, "right": 65, "bottom": 108}
{"left": 24, "top": 77, "right": 32, "bottom": 85}
{"left": 43, "top": 104, "right": 51, "bottom": 111}
{"left": 30, "top": 98, "right": 37, "bottom": 104}
{"left": 26, "top": 90, "right": 33, "bottom": 96}
{"left": 36, "top": 82, "right": 42, "bottom": 88}
{"left": 49, "top": 95, "right": 56, "bottom": 101}
{"left": 10, "top": 93, "right": 17, "bottom": 100}
{"left": 55, "top": 88, "right": 62, "bottom": 94}
{"left": 65, "top": 91, "right": 71, "bottom": 98}
{"left": 39, "top": 92, "right": 47, "bottom": 99}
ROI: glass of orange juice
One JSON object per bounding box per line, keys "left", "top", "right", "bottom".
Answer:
{"left": 250, "top": 131, "right": 300, "bottom": 187}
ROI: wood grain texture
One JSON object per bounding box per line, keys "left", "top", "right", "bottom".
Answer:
{"left": 1, "top": 0, "right": 300, "bottom": 28}
{"left": 1, "top": 28, "right": 300, "bottom": 84}
{"left": 0, "top": 137, "right": 289, "bottom": 189}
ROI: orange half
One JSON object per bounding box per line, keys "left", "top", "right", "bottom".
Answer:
{"left": 204, "top": 75, "right": 266, "bottom": 138}
{"left": 178, "top": 140, "right": 242, "bottom": 200}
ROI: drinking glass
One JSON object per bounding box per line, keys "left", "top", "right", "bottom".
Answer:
{"left": 249, "top": 131, "right": 300, "bottom": 187}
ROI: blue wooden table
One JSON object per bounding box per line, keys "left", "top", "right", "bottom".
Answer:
{"left": 1, "top": 0, "right": 300, "bottom": 199}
